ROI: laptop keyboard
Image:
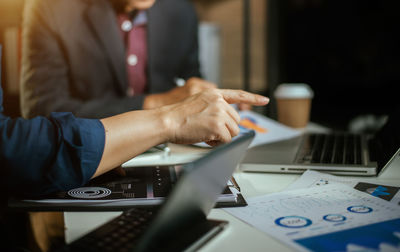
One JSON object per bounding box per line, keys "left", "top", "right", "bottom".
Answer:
{"left": 296, "top": 133, "right": 363, "bottom": 165}
{"left": 62, "top": 208, "right": 158, "bottom": 252}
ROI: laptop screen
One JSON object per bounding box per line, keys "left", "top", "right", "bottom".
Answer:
{"left": 136, "top": 131, "right": 255, "bottom": 251}
{"left": 373, "top": 109, "right": 400, "bottom": 171}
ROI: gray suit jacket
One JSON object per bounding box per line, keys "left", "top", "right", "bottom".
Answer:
{"left": 20, "top": 0, "right": 200, "bottom": 118}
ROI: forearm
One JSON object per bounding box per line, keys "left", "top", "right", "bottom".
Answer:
{"left": 95, "top": 108, "right": 170, "bottom": 177}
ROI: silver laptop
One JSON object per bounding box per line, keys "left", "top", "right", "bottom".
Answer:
{"left": 241, "top": 113, "right": 400, "bottom": 176}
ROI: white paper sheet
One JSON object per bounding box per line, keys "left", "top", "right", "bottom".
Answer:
{"left": 238, "top": 110, "right": 302, "bottom": 148}
{"left": 286, "top": 170, "right": 400, "bottom": 205}
{"left": 225, "top": 184, "right": 400, "bottom": 252}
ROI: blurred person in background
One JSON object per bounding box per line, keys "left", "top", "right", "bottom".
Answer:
{"left": 20, "top": 0, "right": 217, "bottom": 119}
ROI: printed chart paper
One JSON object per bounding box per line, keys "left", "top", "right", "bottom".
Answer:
{"left": 238, "top": 110, "right": 302, "bottom": 148}
{"left": 225, "top": 184, "right": 400, "bottom": 252}
{"left": 286, "top": 170, "right": 400, "bottom": 206}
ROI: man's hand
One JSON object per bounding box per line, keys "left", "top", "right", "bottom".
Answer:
{"left": 160, "top": 89, "right": 269, "bottom": 146}
{"left": 143, "top": 77, "right": 216, "bottom": 109}
{"left": 238, "top": 103, "right": 252, "bottom": 111}
{"left": 97, "top": 88, "right": 268, "bottom": 178}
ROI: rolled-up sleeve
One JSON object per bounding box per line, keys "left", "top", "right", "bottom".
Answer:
{"left": 0, "top": 112, "right": 105, "bottom": 197}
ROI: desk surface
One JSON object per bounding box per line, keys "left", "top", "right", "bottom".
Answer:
{"left": 64, "top": 121, "right": 400, "bottom": 251}
{"left": 64, "top": 150, "right": 400, "bottom": 251}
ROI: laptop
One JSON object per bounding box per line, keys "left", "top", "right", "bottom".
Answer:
{"left": 57, "top": 131, "right": 255, "bottom": 252}
{"left": 240, "top": 111, "right": 400, "bottom": 176}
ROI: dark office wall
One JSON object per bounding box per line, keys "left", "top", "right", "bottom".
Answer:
{"left": 269, "top": 0, "right": 400, "bottom": 129}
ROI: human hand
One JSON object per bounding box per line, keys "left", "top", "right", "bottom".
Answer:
{"left": 143, "top": 77, "right": 216, "bottom": 109}
{"left": 160, "top": 89, "right": 269, "bottom": 146}
{"left": 96, "top": 89, "right": 267, "bottom": 177}
{"left": 238, "top": 103, "right": 252, "bottom": 111}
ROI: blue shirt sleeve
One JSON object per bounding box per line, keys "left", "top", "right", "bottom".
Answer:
{"left": 1, "top": 85, "right": 105, "bottom": 197}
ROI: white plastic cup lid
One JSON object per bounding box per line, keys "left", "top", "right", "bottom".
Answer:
{"left": 274, "top": 83, "right": 314, "bottom": 99}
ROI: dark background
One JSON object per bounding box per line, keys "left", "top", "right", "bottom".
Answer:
{"left": 1, "top": 0, "right": 400, "bottom": 128}
{"left": 266, "top": 0, "right": 400, "bottom": 130}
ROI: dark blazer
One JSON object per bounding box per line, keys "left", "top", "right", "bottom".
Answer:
{"left": 20, "top": 0, "right": 201, "bottom": 119}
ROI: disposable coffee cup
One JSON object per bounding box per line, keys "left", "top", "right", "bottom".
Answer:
{"left": 274, "top": 83, "right": 314, "bottom": 128}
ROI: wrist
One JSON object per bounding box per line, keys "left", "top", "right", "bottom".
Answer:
{"left": 155, "top": 105, "right": 177, "bottom": 143}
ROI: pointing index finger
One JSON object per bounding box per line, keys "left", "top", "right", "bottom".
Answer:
{"left": 219, "top": 89, "right": 269, "bottom": 106}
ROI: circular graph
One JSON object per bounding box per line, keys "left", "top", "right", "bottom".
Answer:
{"left": 347, "top": 205, "right": 373, "bottom": 214}
{"left": 275, "top": 216, "right": 312, "bottom": 228}
{"left": 67, "top": 187, "right": 112, "bottom": 199}
{"left": 323, "top": 214, "right": 347, "bottom": 222}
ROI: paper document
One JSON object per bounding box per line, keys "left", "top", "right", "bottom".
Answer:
{"left": 225, "top": 184, "right": 400, "bottom": 252}
{"left": 286, "top": 170, "right": 400, "bottom": 205}
{"left": 123, "top": 152, "right": 205, "bottom": 167}
{"left": 239, "top": 110, "right": 302, "bottom": 148}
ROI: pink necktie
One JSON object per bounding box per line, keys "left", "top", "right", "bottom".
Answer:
{"left": 117, "top": 14, "right": 148, "bottom": 96}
